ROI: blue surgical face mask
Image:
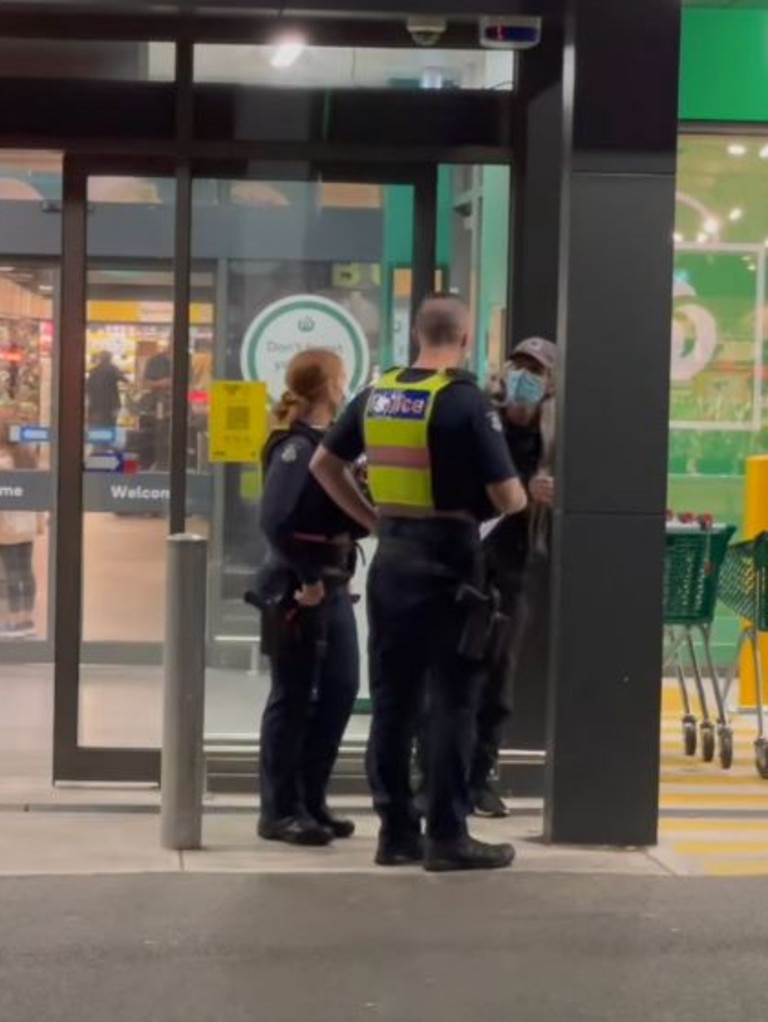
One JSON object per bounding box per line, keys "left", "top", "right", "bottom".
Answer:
{"left": 506, "top": 368, "right": 546, "bottom": 407}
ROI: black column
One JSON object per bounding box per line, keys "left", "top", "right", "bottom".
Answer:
{"left": 504, "top": 20, "right": 565, "bottom": 777}
{"left": 544, "top": 0, "right": 681, "bottom": 845}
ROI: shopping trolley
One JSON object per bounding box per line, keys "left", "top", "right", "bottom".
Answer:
{"left": 663, "top": 521, "right": 736, "bottom": 768}
{"left": 717, "top": 532, "right": 768, "bottom": 779}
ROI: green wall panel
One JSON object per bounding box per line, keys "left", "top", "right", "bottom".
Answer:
{"left": 681, "top": 9, "right": 768, "bottom": 122}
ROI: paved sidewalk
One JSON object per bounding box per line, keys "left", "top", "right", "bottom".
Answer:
{"left": 0, "top": 797, "right": 670, "bottom": 877}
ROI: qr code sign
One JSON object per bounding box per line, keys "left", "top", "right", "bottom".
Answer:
{"left": 226, "top": 405, "right": 250, "bottom": 431}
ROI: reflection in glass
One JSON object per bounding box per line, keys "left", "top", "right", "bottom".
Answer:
{"left": 0, "top": 254, "right": 56, "bottom": 644}
{"left": 194, "top": 43, "right": 514, "bottom": 91}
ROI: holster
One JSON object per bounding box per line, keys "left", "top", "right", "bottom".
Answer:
{"left": 456, "top": 583, "right": 510, "bottom": 663}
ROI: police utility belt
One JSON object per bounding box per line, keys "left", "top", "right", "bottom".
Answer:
{"left": 377, "top": 533, "right": 510, "bottom": 664}
{"left": 244, "top": 534, "right": 355, "bottom": 613}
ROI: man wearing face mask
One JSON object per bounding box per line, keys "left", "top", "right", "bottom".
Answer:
{"left": 471, "top": 336, "right": 556, "bottom": 818}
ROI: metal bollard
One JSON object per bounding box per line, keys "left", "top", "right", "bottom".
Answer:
{"left": 160, "top": 533, "right": 207, "bottom": 850}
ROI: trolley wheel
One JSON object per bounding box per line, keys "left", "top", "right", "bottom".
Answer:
{"left": 701, "top": 724, "right": 716, "bottom": 764}
{"left": 755, "top": 741, "right": 768, "bottom": 780}
{"left": 718, "top": 729, "right": 734, "bottom": 770}
{"left": 683, "top": 716, "right": 697, "bottom": 757}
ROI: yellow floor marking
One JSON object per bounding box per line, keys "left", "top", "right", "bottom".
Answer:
{"left": 659, "top": 794, "right": 768, "bottom": 809}
{"left": 672, "top": 839, "right": 768, "bottom": 855}
{"left": 660, "top": 818, "right": 768, "bottom": 833}
{"left": 698, "top": 860, "right": 768, "bottom": 877}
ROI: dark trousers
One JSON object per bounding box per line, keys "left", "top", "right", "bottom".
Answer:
{"left": 366, "top": 519, "right": 484, "bottom": 844}
{"left": 470, "top": 569, "right": 530, "bottom": 790}
{"left": 0, "top": 542, "right": 35, "bottom": 615}
{"left": 259, "top": 587, "right": 359, "bottom": 821}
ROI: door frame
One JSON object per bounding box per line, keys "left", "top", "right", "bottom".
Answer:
{"left": 53, "top": 152, "right": 438, "bottom": 783}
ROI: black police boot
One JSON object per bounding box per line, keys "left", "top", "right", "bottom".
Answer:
{"left": 472, "top": 782, "right": 511, "bottom": 819}
{"left": 374, "top": 831, "right": 424, "bottom": 867}
{"left": 258, "top": 815, "right": 333, "bottom": 847}
{"left": 310, "top": 806, "right": 356, "bottom": 840}
{"left": 423, "top": 835, "right": 516, "bottom": 873}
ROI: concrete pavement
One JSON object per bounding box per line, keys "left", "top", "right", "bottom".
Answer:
{"left": 1, "top": 871, "right": 767, "bottom": 1022}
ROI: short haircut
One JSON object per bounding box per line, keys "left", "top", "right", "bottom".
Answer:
{"left": 414, "top": 292, "right": 469, "bottom": 347}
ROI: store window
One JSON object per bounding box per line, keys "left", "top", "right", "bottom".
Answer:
{"left": 193, "top": 43, "right": 514, "bottom": 91}
{"left": 672, "top": 132, "right": 768, "bottom": 659}
{"left": 436, "top": 163, "right": 511, "bottom": 381}
{"left": 671, "top": 134, "right": 768, "bottom": 511}
{"left": 0, "top": 40, "right": 174, "bottom": 81}
{"left": 0, "top": 151, "right": 61, "bottom": 649}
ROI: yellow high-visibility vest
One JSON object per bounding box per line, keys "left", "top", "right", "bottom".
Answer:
{"left": 363, "top": 368, "right": 454, "bottom": 514}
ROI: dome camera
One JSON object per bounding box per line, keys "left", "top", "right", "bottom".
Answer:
{"left": 406, "top": 16, "right": 448, "bottom": 47}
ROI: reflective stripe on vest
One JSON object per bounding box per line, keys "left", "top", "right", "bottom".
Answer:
{"left": 363, "top": 368, "right": 454, "bottom": 513}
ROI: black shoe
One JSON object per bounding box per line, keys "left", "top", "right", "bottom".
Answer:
{"left": 375, "top": 832, "right": 424, "bottom": 867}
{"left": 413, "top": 789, "right": 428, "bottom": 819}
{"left": 472, "top": 783, "right": 511, "bottom": 819}
{"left": 424, "top": 835, "right": 516, "bottom": 873}
{"left": 310, "top": 807, "right": 356, "bottom": 840}
{"left": 258, "top": 815, "right": 333, "bottom": 847}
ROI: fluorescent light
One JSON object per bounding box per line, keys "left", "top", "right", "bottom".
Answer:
{"left": 729, "top": 207, "right": 743, "bottom": 222}
{"left": 270, "top": 37, "right": 305, "bottom": 69}
{"left": 728, "top": 143, "right": 747, "bottom": 156}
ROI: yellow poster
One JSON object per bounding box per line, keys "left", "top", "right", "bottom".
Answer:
{"left": 209, "top": 380, "right": 268, "bottom": 464}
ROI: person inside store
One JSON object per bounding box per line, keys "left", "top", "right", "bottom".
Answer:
{"left": 86, "top": 351, "right": 127, "bottom": 430}
{"left": 140, "top": 341, "right": 172, "bottom": 470}
{"left": 253, "top": 347, "right": 370, "bottom": 847}
{"left": 0, "top": 426, "right": 46, "bottom": 639}
{"left": 471, "top": 336, "right": 556, "bottom": 819}
{"left": 311, "top": 293, "right": 528, "bottom": 873}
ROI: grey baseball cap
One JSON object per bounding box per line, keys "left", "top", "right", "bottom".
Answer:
{"left": 512, "top": 336, "right": 556, "bottom": 372}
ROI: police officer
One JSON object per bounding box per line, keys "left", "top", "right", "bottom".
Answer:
{"left": 472, "top": 336, "right": 556, "bottom": 818}
{"left": 311, "top": 294, "right": 527, "bottom": 872}
{"left": 255, "top": 348, "right": 369, "bottom": 847}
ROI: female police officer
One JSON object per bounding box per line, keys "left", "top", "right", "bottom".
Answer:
{"left": 256, "top": 348, "right": 370, "bottom": 847}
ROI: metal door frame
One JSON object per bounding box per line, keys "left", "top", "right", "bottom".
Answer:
{"left": 53, "top": 152, "right": 437, "bottom": 783}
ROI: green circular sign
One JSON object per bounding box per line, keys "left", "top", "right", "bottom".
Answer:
{"left": 240, "top": 295, "right": 371, "bottom": 398}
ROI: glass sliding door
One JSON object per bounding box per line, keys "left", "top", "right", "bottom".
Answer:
{"left": 189, "top": 166, "right": 432, "bottom": 785}
{"left": 54, "top": 158, "right": 179, "bottom": 781}
{"left": 53, "top": 157, "right": 437, "bottom": 785}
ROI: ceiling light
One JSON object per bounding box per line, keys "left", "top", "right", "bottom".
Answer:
{"left": 729, "top": 207, "right": 743, "bottom": 222}
{"left": 728, "top": 143, "right": 747, "bottom": 157}
{"left": 270, "top": 36, "right": 306, "bottom": 69}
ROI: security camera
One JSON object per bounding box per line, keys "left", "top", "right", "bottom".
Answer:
{"left": 406, "top": 16, "right": 447, "bottom": 47}
{"left": 479, "top": 15, "right": 542, "bottom": 50}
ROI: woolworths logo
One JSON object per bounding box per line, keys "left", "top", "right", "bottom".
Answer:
{"left": 240, "top": 295, "right": 370, "bottom": 399}
{"left": 110, "top": 483, "right": 170, "bottom": 501}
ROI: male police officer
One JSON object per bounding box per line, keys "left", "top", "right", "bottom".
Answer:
{"left": 311, "top": 294, "right": 527, "bottom": 872}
